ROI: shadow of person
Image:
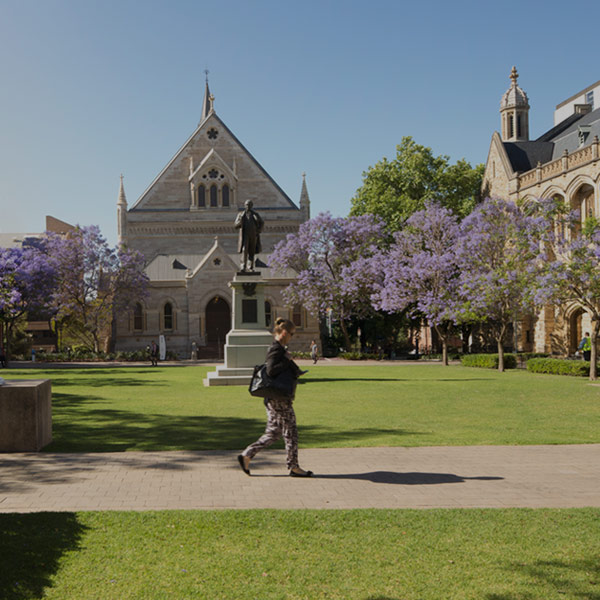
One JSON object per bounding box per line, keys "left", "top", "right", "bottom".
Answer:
{"left": 315, "top": 471, "right": 503, "bottom": 485}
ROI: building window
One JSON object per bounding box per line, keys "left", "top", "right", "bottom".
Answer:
{"left": 508, "top": 114, "right": 514, "bottom": 138}
{"left": 292, "top": 304, "right": 302, "bottom": 328}
{"left": 198, "top": 185, "right": 206, "bottom": 207}
{"left": 222, "top": 184, "right": 230, "bottom": 207}
{"left": 586, "top": 90, "right": 594, "bottom": 109}
{"left": 133, "top": 302, "right": 144, "bottom": 331}
{"left": 265, "top": 300, "right": 272, "bottom": 327}
{"left": 517, "top": 114, "right": 522, "bottom": 138}
{"left": 210, "top": 185, "right": 218, "bottom": 207}
{"left": 163, "top": 302, "right": 174, "bottom": 330}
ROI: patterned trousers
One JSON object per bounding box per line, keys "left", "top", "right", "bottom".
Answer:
{"left": 242, "top": 397, "right": 299, "bottom": 470}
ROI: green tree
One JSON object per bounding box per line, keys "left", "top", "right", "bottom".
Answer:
{"left": 350, "top": 136, "right": 484, "bottom": 231}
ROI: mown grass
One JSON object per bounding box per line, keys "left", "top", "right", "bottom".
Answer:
{"left": 1, "top": 508, "right": 599, "bottom": 599}
{"left": 4, "top": 364, "right": 600, "bottom": 452}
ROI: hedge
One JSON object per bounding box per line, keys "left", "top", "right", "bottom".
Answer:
{"left": 526, "top": 357, "right": 590, "bottom": 377}
{"left": 460, "top": 353, "right": 517, "bottom": 369}
{"left": 339, "top": 352, "right": 381, "bottom": 361}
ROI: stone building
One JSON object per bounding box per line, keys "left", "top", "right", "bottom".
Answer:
{"left": 113, "top": 82, "right": 319, "bottom": 358}
{"left": 482, "top": 68, "right": 600, "bottom": 354}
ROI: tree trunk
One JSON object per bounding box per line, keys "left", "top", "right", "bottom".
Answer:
{"left": 461, "top": 324, "right": 472, "bottom": 354}
{"left": 497, "top": 338, "right": 504, "bottom": 372}
{"left": 590, "top": 320, "right": 600, "bottom": 381}
{"left": 339, "top": 319, "right": 352, "bottom": 352}
{"left": 434, "top": 323, "right": 449, "bottom": 366}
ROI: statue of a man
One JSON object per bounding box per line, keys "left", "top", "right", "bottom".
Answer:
{"left": 235, "top": 199, "right": 264, "bottom": 272}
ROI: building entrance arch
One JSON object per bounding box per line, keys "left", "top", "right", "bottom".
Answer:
{"left": 569, "top": 307, "right": 585, "bottom": 355}
{"left": 205, "top": 296, "right": 231, "bottom": 359}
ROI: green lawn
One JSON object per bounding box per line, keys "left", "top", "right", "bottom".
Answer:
{"left": 1, "top": 508, "right": 599, "bottom": 599}
{"left": 4, "top": 364, "right": 600, "bottom": 452}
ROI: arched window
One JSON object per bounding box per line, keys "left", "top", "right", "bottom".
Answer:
{"left": 198, "top": 185, "right": 206, "bottom": 208}
{"left": 133, "top": 302, "right": 144, "bottom": 331}
{"left": 265, "top": 300, "right": 272, "bottom": 328}
{"left": 210, "top": 185, "right": 218, "bottom": 207}
{"left": 292, "top": 304, "right": 302, "bottom": 328}
{"left": 163, "top": 302, "right": 174, "bottom": 330}
{"left": 222, "top": 184, "right": 230, "bottom": 207}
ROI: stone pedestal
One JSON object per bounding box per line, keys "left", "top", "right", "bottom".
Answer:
{"left": 204, "top": 272, "right": 272, "bottom": 386}
{"left": 0, "top": 379, "right": 52, "bottom": 451}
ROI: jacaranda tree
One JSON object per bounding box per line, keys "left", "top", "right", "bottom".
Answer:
{"left": 372, "top": 202, "right": 461, "bottom": 365}
{"left": 269, "top": 212, "right": 386, "bottom": 350}
{"left": 46, "top": 225, "right": 149, "bottom": 352}
{"left": 456, "top": 197, "right": 548, "bottom": 371}
{"left": 0, "top": 244, "right": 55, "bottom": 357}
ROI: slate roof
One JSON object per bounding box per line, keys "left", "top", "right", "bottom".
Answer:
{"left": 503, "top": 107, "right": 600, "bottom": 172}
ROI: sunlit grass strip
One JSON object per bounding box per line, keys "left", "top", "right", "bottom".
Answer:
{"left": 1, "top": 508, "right": 599, "bottom": 599}
{"left": 5, "top": 364, "right": 600, "bottom": 452}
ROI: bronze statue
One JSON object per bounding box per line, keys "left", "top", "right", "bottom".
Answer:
{"left": 235, "top": 199, "right": 264, "bottom": 272}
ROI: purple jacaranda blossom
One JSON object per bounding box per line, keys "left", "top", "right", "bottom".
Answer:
{"left": 269, "top": 212, "right": 386, "bottom": 350}
{"left": 456, "top": 197, "right": 548, "bottom": 371}
{"left": 0, "top": 244, "right": 56, "bottom": 357}
{"left": 45, "top": 225, "right": 148, "bottom": 352}
{"left": 372, "top": 202, "right": 461, "bottom": 365}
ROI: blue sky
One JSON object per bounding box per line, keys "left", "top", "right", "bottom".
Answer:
{"left": 1, "top": 0, "right": 598, "bottom": 245}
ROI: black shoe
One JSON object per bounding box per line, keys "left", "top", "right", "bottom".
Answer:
{"left": 237, "top": 454, "right": 250, "bottom": 476}
{"left": 289, "top": 469, "right": 313, "bottom": 478}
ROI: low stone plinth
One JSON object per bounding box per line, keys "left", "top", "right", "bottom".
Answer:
{"left": 0, "top": 379, "right": 52, "bottom": 451}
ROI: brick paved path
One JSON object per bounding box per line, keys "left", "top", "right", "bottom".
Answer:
{"left": 1, "top": 444, "right": 599, "bottom": 513}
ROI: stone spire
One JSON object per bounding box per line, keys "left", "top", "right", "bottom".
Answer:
{"left": 117, "top": 174, "right": 127, "bottom": 207}
{"left": 500, "top": 66, "right": 530, "bottom": 142}
{"left": 117, "top": 174, "right": 128, "bottom": 245}
{"left": 299, "top": 172, "right": 310, "bottom": 221}
{"left": 200, "top": 70, "right": 215, "bottom": 124}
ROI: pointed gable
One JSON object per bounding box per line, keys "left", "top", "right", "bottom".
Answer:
{"left": 131, "top": 112, "right": 297, "bottom": 212}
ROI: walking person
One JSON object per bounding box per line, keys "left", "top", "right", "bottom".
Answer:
{"left": 578, "top": 332, "right": 592, "bottom": 362}
{"left": 149, "top": 340, "right": 159, "bottom": 366}
{"left": 310, "top": 339, "right": 318, "bottom": 364}
{"left": 238, "top": 318, "right": 313, "bottom": 477}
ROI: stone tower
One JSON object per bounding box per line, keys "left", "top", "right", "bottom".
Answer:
{"left": 500, "top": 66, "right": 530, "bottom": 142}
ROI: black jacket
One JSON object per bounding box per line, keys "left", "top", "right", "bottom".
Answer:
{"left": 265, "top": 340, "right": 301, "bottom": 379}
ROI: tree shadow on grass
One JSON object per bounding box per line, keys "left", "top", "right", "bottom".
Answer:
{"left": 43, "top": 391, "right": 421, "bottom": 453}
{"left": 0, "top": 512, "right": 87, "bottom": 600}
{"left": 485, "top": 557, "right": 600, "bottom": 599}
{"left": 302, "top": 377, "right": 494, "bottom": 383}
{"left": 316, "top": 472, "right": 503, "bottom": 485}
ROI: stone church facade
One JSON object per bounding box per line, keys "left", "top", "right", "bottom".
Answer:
{"left": 482, "top": 68, "right": 600, "bottom": 355}
{"left": 113, "top": 82, "right": 319, "bottom": 358}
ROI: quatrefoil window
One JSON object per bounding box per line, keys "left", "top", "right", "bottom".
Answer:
{"left": 213, "top": 258, "right": 221, "bottom": 266}
{"left": 208, "top": 169, "right": 219, "bottom": 179}
{"left": 207, "top": 128, "right": 218, "bottom": 140}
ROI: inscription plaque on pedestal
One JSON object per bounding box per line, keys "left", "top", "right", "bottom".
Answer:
{"left": 242, "top": 299, "right": 258, "bottom": 323}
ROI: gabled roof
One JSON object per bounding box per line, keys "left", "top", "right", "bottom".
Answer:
{"left": 131, "top": 111, "right": 297, "bottom": 211}
{"left": 502, "top": 106, "right": 600, "bottom": 172}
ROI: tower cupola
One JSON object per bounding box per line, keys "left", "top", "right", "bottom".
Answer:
{"left": 500, "top": 66, "right": 530, "bottom": 142}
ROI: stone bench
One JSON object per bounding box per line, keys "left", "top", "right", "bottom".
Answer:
{"left": 0, "top": 379, "right": 52, "bottom": 451}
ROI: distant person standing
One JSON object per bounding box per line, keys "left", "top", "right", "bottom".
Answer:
{"left": 150, "top": 340, "right": 159, "bottom": 366}
{"left": 0, "top": 348, "right": 6, "bottom": 368}
{"left": 578, "top": 332, "right": 592, "bottom": 361}
{"left": 310, "top": 340, "right": 318, "bottom": 364}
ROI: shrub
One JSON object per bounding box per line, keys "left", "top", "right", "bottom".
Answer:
{"left": 461, "top": 353, "right": 517, "bottom": 369}
{"left": 291, "top": 351, "right": 311, "bottom": 359}
{"left": 339, "top": 352, "right": 381, "bottom": 361}
{"left": 526, "top": 357, "right": 590, "bottom": 377}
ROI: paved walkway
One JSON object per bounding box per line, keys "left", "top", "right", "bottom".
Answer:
{"left": 1, "top": 444, "right": 599, "bottom": 513}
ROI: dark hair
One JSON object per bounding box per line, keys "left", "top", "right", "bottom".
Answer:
{"left": 274, "top": 318, "right": 295, "bottom": 334}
